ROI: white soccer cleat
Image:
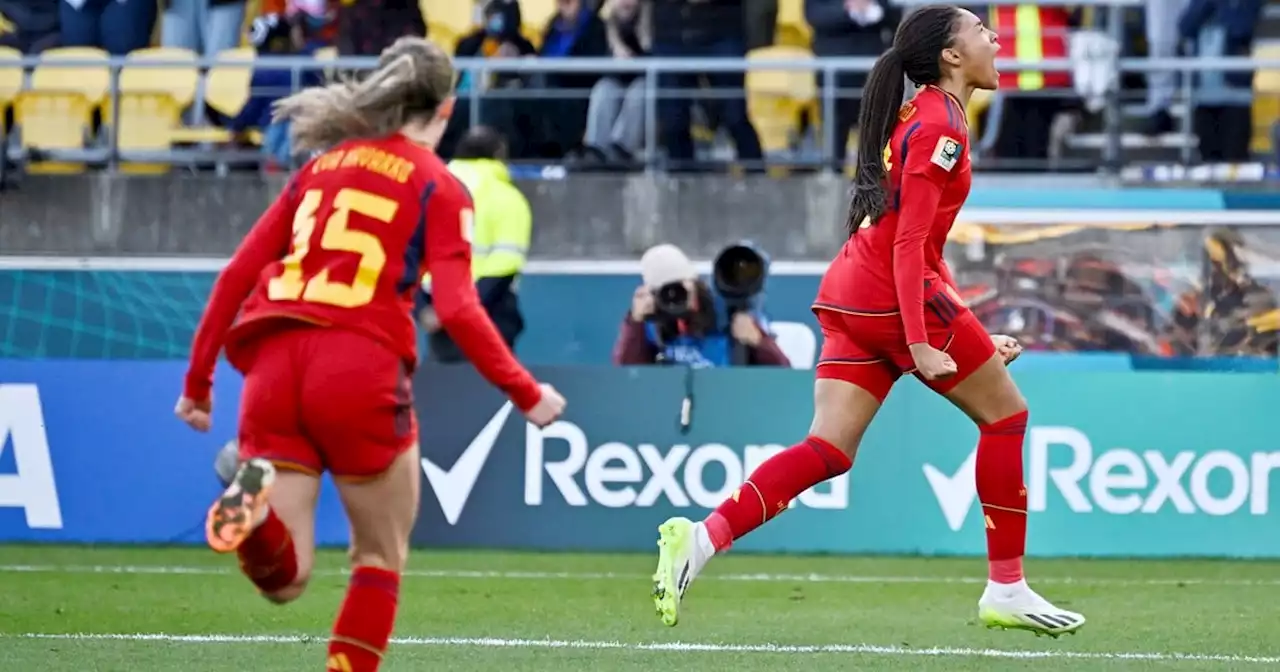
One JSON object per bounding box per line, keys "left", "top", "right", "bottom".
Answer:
{"left": 978, "top": 579, "right": 1086, "bottom": 638}
{"left": 650, "top": 517, "right": 714, "bottom": 627}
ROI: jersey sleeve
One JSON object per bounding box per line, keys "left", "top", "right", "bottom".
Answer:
{"left": 894, "top": 122, "right": 962, "bottom": 345}
{"left": 424, "top": 177, "right": 542, "bottom": 412}
{"left": 183, "top": 178, "right": 298, "bottom": 401}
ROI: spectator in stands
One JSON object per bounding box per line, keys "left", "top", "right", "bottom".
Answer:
{"left": 226, "top": 12, "right": 323, "bottom": 170}
{"left": 1141, "top": 0, "right": 1191, "bottom": 135}
{"left": 259, "top": 0, "right": 336, "bottom": 45}
{"left": 804, "top": 0, "right": 898, "bottom": 170}
{"left": 419, "top": 126, "right": 532, "bottom": 361}
{"left": 0, "top": 0, "right": 60, "bottom": 53}
{"left": 582, "top": 0, "right": 650, "bottom": 165}
{"left": 441, "top": 0, "right": 536, "bottom": 159}
{"left": 989, "top": 3, "right": 1073, "bottom": 167}
{"left": 60, "top": 0, "right": 156, "bottom": 55}
{"left": 162, "top": 0, "right": 246, "bottom": 59}
{"left": 336, "top": 0, "right": 425, "bottom": 56}
{"left": 650, "top": 0, "right": 764, "bottom": 169}
{"left": 1179, "top": 0, "right": 1264, "bottom": 163}
{"left": 613, "top": 244, "right": 790, "bottom": 367}
{"left": 534, "top": 0, "right": 608, "bottom": 158}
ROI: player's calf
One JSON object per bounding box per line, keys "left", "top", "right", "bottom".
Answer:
{"left": 208, "top": 459, "right": 309, "bottom": 604}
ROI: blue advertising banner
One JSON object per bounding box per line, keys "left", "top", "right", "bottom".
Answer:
{"left": 3, "top": 360, "right": 1278, "bottom": 558}
{"left": 0, "top": 360, "right": 353, "bottom": 546}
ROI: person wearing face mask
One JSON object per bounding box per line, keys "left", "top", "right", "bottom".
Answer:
{"left": 441, "top": 0, "right": 537, "bottom": 158}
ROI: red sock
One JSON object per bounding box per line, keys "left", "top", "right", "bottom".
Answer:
{"left": 977, "top": 410, "right": 1029, "bottom": 583}
{"left": 704, "top": 436, "right": 852, "bottom": 552}
{"left": 327, "top": 566, "right": 400, "bottom": 672}
{"left": 236, "top": 509, "right": 298, "bottom": 594}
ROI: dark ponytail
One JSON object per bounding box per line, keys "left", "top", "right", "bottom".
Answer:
{"left": 846, "top": 49, "right": 906, "bottom": 234}
{"left": 845, "top": 4, "right": 963, "bottom": 236}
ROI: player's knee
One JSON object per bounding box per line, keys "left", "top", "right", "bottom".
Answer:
{"left": 349, "top": 543, "right": 409, "bottom": 574}
{"left": 261, "top": 574, "right": 310, "bottom": 604}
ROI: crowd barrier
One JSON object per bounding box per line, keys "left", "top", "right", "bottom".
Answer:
{"left": 1, "top": 362, "right": 1277, "bottom": 558}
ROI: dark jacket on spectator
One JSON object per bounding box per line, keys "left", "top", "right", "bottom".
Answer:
{"left": 805, "top": 0, "right": 898, "bottom": 58}
{"left": 336, "top": 0, "right": 426, "bottom": 56}
{"left": 539, "top": 5, "right": 609, "bottom": 90}
{"left": 455, "top": 0, "right": 537, "bottom": 90}
{"left": 0, "top": 0, "right": 60, "bottom": 53}
{"left": 651, "top": 0, "right": 745, "bottom": 47}
{"left": 612, "top": 314, "right": 791, "bottom": 366}
{"left": 1179, "top": 0, "right": 1263, "bottom": 90}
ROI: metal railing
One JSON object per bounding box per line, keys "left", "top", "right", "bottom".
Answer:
{"left": 1, "top": 49, "right": 1276, "bottom": 173}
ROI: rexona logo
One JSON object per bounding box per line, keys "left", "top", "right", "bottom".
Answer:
{"left": 421, "top": 402, "right": 849, "bottom": 525}
{"left": 924, "top": 426, "right": 1280, "bottom": 531}
{"left": 0, "top": 385, "right": 63, "bottom": 529}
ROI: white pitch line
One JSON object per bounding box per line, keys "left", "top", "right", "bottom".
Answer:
{"left": 1, "top": 563, "right": 1279, "bottom": 587}
{"left": 9, "top": 632, "right": 1280, "bottom": 664}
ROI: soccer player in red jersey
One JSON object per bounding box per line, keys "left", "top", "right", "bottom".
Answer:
{"left": 651, "top": 5, "right": 1085, "bottom": 637}
{"left": 173, "top": 38, "right": 566, "bottom": 672}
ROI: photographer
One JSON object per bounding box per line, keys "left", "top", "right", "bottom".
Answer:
{"left": 612, "top": 243, "right": 790, "bottom": 367}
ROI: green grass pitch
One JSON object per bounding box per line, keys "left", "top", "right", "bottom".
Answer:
{"left": 2, "top": 545, "right": 1279, "bottom": 670}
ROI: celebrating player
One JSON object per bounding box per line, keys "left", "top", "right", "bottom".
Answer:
{"left": 174, "top": 37, "right": 566, "bottom": 672}
{"left": 651, "top": 5, "right": 1085, "bottom": 637}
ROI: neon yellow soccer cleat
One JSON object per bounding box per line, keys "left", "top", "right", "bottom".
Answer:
{"left": 651, "top": 516, "right": 706, "bottom": 627}
{"left": 978, "top": 580, "right": 1086, "bottom": 638}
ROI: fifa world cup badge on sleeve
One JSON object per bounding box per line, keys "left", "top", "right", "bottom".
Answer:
{"left": 931, "top": 136, "right": 962, "bottom": 172}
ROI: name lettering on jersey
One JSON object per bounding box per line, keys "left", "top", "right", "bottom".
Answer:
{"left": 898, "top": 103, "right": 916, "bottom": 122}
{"left": 930, "top": 136, "right": 962, "bottom": 172}
{"left": 311, "top": 147, "right": 416, "bottom": 184}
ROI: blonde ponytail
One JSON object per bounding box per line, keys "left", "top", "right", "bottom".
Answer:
{"left": 272, "top": 38, "right": 455, "bottom": 153}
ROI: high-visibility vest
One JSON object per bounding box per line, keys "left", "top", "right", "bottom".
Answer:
{"left": 991, "top": 5, "right": 1071, "bottom": 91}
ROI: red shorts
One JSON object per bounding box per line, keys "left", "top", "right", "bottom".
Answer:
{"left": 812, "top": 287, "right": 996, "bottom": 402}
{"left": 237, "top": 325, "right": 416, "bottom": 479}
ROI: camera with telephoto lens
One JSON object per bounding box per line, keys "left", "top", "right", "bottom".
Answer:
{"left": 712, "top": 241, "right": 769, "bottom": 313}
{"left": 653, "top": 280, "right": 694, "bottom": 319}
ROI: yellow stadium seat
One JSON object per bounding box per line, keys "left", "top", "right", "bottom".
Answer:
{"left": 745, "top": 46, "right": 816, "bottom": 154}
{"left": 776, "top": 0, "right": 812, "bottom": 46}
{"left": 314, "top": 45, "right": 338, "bottom": 81}
{"left": 170, "top": 47, "right": 254, "bottom": 145}
{"left": 16, "top": 47, "right": 110, "bottom": 174}
{"left": 0, "top": 46, "right": 21, "bottom": 128}
{"left": 424, "top": 0, "right": 477, "bottom": 52}
{"left": 206, "top": 47, "right": 254, "bottom": 117}
{"left": 1252, "top": 44, "right": 1280, "bottom": 153}
{"left": 115, "top": 47, "right": 199, "bottom": 174}
{"left": 521, "top": 0, "right": 556, "bottom": 39}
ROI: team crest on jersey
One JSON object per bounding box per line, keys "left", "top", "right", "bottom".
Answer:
{"left": 898, "top": 103, "right": 916, "bottom": 122}
{"left": 931, "top": 136, "right": 962, "bottom": 172}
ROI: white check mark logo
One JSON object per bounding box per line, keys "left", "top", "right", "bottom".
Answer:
{"left": 420, "top": 402, "right": 514, "bottom": 526}
{"left": 922, "top": 448, "right": 978, "bottom": 532}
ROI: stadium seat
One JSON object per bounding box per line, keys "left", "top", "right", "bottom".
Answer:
{"left": 170, "top": 47, "right": 254, "bottom": 145}
{"left": 424, "top": 0, "right": 476, "bottom": 53}
{"left": 115, "top": 47, "right": 199, "bottom": 174}
{"left": 745, "top": 46, "right": 816, "bottom": 155}
{"left": 521, "top": 0, "right": 556, "bottom": 43}
{"left": 775, "top": 0, "right": 812, "bottom": 49}
{"left": 0, "top": 46, "right": 21, "bottom": 130}
{"left": 16, "top": 47, "right": 110, "bottom": 174}
{"left": 1252, "top": 43, "right": 1280, "bottom": 154}
{"left": 314, "top": 45, "right": 338, "bottom": 81}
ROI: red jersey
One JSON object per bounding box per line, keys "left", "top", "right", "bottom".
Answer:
{"left": 184, "top": 133, "right": 542, "bottom": 411}
{"left": 815, "top": 86, "right": 971, "bottom": 345}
